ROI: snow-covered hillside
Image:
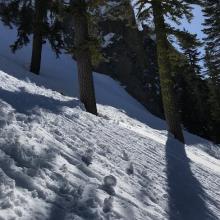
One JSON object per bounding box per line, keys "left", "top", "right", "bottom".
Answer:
{"left": 0, "top": 22, "right": 220, "bottom": 220}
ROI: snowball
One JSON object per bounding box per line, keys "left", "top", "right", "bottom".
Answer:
{"left": 104, "top": 175, "right": 117, "bottom": 187}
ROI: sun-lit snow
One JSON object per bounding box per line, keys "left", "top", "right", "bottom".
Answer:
{"left": 0, "top": 22, "right": 220, "bottom": 220}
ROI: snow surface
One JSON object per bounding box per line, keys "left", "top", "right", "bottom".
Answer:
{"left": 0, "top": 22, "right": 220, "bottom": 220}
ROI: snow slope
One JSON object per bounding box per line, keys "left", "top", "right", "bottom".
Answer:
{"left": 0, "top": 22, "right": 220, "bottom": 220}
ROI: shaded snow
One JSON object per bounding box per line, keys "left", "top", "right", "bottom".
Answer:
{"left": 0, "top": 22, "right": 220, "bottom": 220}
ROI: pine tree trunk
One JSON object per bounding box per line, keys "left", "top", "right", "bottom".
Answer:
{"left": 30, "top": 0, "right": 44, "bottom": 75}
{"left": 152, "top": 1, "right": 184, "bottom": 143}
{"left": 72, "top": 0, "right": 97, "bottom": 115}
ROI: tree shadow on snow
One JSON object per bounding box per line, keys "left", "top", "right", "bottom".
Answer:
{"left": 0, "top": 87, "right": 80, "bottom": 115}
{"left": 166, "top": 136, "right": 217, "bottom": 220}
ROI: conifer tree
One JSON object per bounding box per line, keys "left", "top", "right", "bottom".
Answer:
{"left": 202, "top": 0, "right": 220, "bottom": 143}
{"left": 0, "top": 0, "right": 33, "bottom": 51}
{"left": 73, "top": 0, "right": 97, "bottom": 115}
{"left": 64, "top": 0, "right": 100, "bottom": 115}
{"left": 177, "top": 31, "right": 207, "bottom": 124}
{"left": 30, "top": 0, "right": 47, "bottom": 74}
{"left": 0, "top": 0, "right": 63, "bottom": 74}
{"left": 169, "top": 41, "right": 209, "bottom": 139}
{"left": 202, "top": 0, "right": 220, "bottom": 74}
{"left": 62, "top": 0, "right": 136, "bottom": 115}
{"left": 136, "top": 0, "right": 196, "bottom": 143}
{"left": 177, "top": 30, "right": 202, "bottom": 76}
{"left": 204, "top": 48, "right": 220, "bottom": 143}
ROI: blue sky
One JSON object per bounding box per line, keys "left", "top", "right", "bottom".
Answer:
{"left": 133, "top": 2, "right": 207, "bottom": 72}
{"left": 134, "top": 3, "right": 205, "bottom": 48}
{"left": 180, "top": 5, "right": 205, "bottom": 40}
{"left": 169, "top": 4, "right": 206, "bottom": 70}
{"left": 174, "top": 5, "right": 206, "bottom": 57}
{"left": 178, "top": 5, "right": 207, "bottom": 70}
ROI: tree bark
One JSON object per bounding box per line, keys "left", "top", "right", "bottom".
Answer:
{"left": 152, "top": 0, "right": 184, "bottom": 143}
{"left": 30, "top": 0, "right": 44, "bottom": 75}
{"left": 72, "top": 0, "right": 97, "bottom": 115}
